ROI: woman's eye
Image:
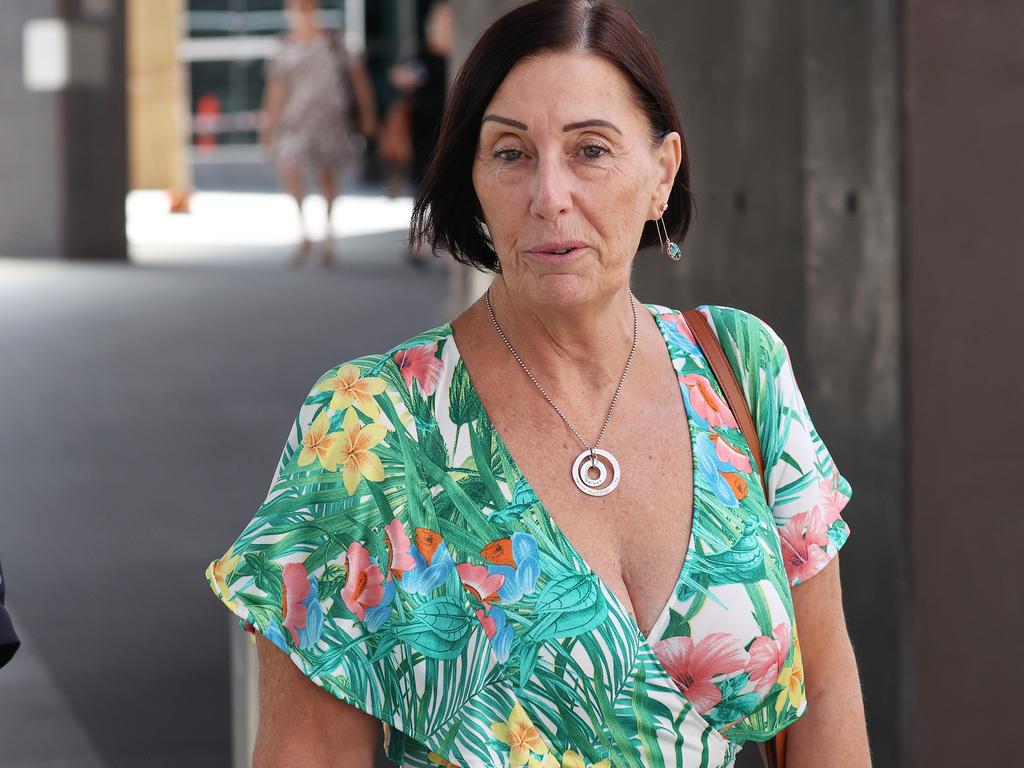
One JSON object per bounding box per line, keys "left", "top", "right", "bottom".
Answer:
{"left": 494, "top": 148, "right": 525, "bottom": 162}
{"left": 579, "top": 144, "right": 609, "bottom": 160}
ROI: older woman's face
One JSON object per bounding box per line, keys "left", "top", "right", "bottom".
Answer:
{"left": 473, "top": 51, "right": 680, "bottom": 307}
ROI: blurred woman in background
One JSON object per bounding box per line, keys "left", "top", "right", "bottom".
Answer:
{"left": 260, "top": 0, "right": 378, "bottom": 268}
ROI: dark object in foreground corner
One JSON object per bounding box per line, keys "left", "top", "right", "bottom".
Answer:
{"left": 0, "top": 557, "right": 20, "bottom": 668}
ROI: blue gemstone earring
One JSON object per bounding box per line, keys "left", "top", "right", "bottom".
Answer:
{"left": 655, "top": 201, "right": 682, "bottom": 261}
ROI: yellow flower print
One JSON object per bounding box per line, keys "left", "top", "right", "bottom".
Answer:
{"left": 327, "top": 407, "right": 388, "bottom": 495}
{"left": 208, "top": 547, "right": 242, "bottom": 611}
{"left": 775, "top": 634, "right": 805, "bottom": 713}
{"left": 317, "top": 364, "right": 387, "bottom": 419}
{"left": 427, "top": 752, "right": 461, "bottom": 767}
{"left": 490, "top": 701, "right": 549, "bottom": 767}
{"left": 560, "top": 750, "right": 610, "bottom": 768}
{"left": 528, "top": 754, "right": 559, "bottom": 768}
{"left": 298, "top": 411, "right": 343, "bottom": 470}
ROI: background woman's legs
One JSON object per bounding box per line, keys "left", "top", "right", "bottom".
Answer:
{"left": 315, "top": 166, "right": 337, "bottom": 268}
{"left": 279, "top": 164, "right": 311, "bottom": 267}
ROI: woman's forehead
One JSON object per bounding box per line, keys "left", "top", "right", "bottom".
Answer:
{"left": 482, "top": 51, "right": 642, "bottom": 132}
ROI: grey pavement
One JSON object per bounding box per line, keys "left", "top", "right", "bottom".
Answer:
{"left": 0, "top": 609, "right": 109, "bottom": 768}
{"left": 0, "top": 231, "right": 450, "bottom": 766}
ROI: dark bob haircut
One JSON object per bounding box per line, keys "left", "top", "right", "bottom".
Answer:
{"left": 409, "top": 0, "right": 693, "bottom": 273}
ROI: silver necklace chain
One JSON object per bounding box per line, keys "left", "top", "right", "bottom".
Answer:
{"left": 484, "top": 287, "right": 638, "bottom": 458}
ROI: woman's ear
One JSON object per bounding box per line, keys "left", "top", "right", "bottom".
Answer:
{"left": 649, "top": 131, "right": 682, "bottom": 219}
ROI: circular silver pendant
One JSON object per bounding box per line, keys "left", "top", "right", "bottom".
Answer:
{"left": 572, "top": 448, "right": 621, "bottom": 496}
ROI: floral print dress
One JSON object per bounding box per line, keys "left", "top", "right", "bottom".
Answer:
{"left": 206, "top": 304, "right": 851, "bottom": 768}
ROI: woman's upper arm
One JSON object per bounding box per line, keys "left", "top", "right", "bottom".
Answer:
{"left": 253, "top": 633, "right": 381, "bottom": 768}
{"left": 789, "top": 555, "right": 857, "bottom": 697}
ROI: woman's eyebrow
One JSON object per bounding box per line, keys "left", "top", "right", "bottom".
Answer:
{"left": 482, "top": 114, "right": 528, "bottom": 130}
{"left": 480, "top": 116, "right": 623, "bottom": 135}
{"left": 563, "top": 119, "right": 622, "bottom": 135}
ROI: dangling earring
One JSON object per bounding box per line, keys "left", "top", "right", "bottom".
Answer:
{"left": 655, "top": 201, "right": 682, "bottom": 261}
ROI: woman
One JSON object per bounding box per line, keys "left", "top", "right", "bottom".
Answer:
{"left": 260, "top": 0, "right": 377, "bottom": 268}
{"left": 208, "top": 2, "right": 871, "bottom": 766}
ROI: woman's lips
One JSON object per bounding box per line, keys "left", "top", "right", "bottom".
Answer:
{"left": 526, "top": 241, "right": 588, "bottom": 261}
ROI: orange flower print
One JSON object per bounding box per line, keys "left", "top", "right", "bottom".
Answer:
{"left": 316, "top": 363, "right": 387, "bottom": 419}
{"left": 298, "top": 411, "right": 343, "bottom": 470}
{"left": 481, "top": 538, "right": 517, "bottom": 567}
{"left": 720, "top": 471, "right": 748, "bottom": 500}
{"left": 415, "top": 527, "right": 444, "bottom": 565}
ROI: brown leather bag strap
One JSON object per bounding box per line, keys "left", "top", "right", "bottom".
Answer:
{"left": 682, "top": 309, "right": 767, "bottom": 497}
{"left": 682, "top": 308, "right": 786, "bottom": 768}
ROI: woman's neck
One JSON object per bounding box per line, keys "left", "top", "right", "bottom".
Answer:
{"left": 481, "top": 279, "right": 641, "bottom": 395}
{"left": 290, "top": 19, "right": 322, "bottom": 40}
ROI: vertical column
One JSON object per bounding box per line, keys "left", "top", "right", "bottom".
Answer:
{"left": 0, "top": 1, "right": 62, "bottom": 257}
{"left": 0, "top": 0, "right": 127, "bottom": 261}
{"left": 127, "top": 0, "right": 190, "bottom": 200}
{"left": 798, "top": 2, "right": 905, "bottom": 764}
{"left": 904, "top": 2, "right": 1024, "bottom": 765}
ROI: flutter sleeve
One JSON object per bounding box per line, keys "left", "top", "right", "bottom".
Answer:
{"left": 205, "top": 353, "right": 474, "bottom": 753}
{"left": 703, "top": 306, "right": 853, "bottom": 587}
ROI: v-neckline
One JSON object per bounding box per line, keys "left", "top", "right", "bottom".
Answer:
{"left": 443, "top": 302, "right": 704, "bottom": 647}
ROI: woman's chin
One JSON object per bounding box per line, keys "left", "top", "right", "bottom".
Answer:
{"left": 518, "top": 272, "right": 596, "bottom": 308}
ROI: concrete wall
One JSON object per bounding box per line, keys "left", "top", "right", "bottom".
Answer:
{"left": 629, "top": 3, "right": 904, "bottom": 763}
{"left": 904, "top": 2, "right": 1024, "bottom": 765}
{"left": 0, "top": 1, "right": 63, "bottom": 256}
{"left": 450, "top": 2, "right": 905, "bottom": 765}
{"left": 0, "top": 0, "right": 126, "bottom": 260}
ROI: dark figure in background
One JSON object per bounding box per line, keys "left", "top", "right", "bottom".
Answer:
{"left": 0, "top": 558, "right": 20, "bottom": 669}
{"left": 390, "top": 0, "right": 453, "bottom": 267}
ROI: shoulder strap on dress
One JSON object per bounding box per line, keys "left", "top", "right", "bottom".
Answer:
{"left": 683, "top": 308, "right": 785, "bottom": 768}
{"left": 682, "top": 308, "right": 767, "bottom": 499}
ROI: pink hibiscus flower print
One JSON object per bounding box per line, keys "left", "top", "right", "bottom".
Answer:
{"left": 342, "top": 542, "right": 386, "bottom": 620}
{"left": 661, "top": 311, "right": 696, "bottom": 344}
{"left": 384, "top": 518, "right": 417, "bottom": 580}
{"left": 710, "top": 433, "right": 752, "bottom": 473}
{"left": 779, "top": 511, "right": 831, "bottom": 583}
{"left": 652, "top": 633, "right": 750, "bottom": 713}
{"left": 678, "top": 374, "right": 739, "bottom": 430}
{"left": 745, "top": 622, "right": 792, "bottom": 695}
{"left": 456, "top": 563, "right": 505, "bottom": 603}
{"left": 394, "top": 342, "right": 444, "bottom": 396}
{"left": 281, "top": 562, "right": 312, "bottom": 645}
{"left": 818, "top": 470, "right": 849, "bottom": 526}
{"left": 475, "top": 607, "right": 497, "bottom": 637}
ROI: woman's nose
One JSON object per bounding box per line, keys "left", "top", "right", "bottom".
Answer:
{"left": 529, "top": 154, "right": 573, "bottom": 221}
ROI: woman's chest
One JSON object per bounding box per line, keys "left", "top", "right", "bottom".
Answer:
{"left": 491, "top": 391, "right": 696, "bottom": 639}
